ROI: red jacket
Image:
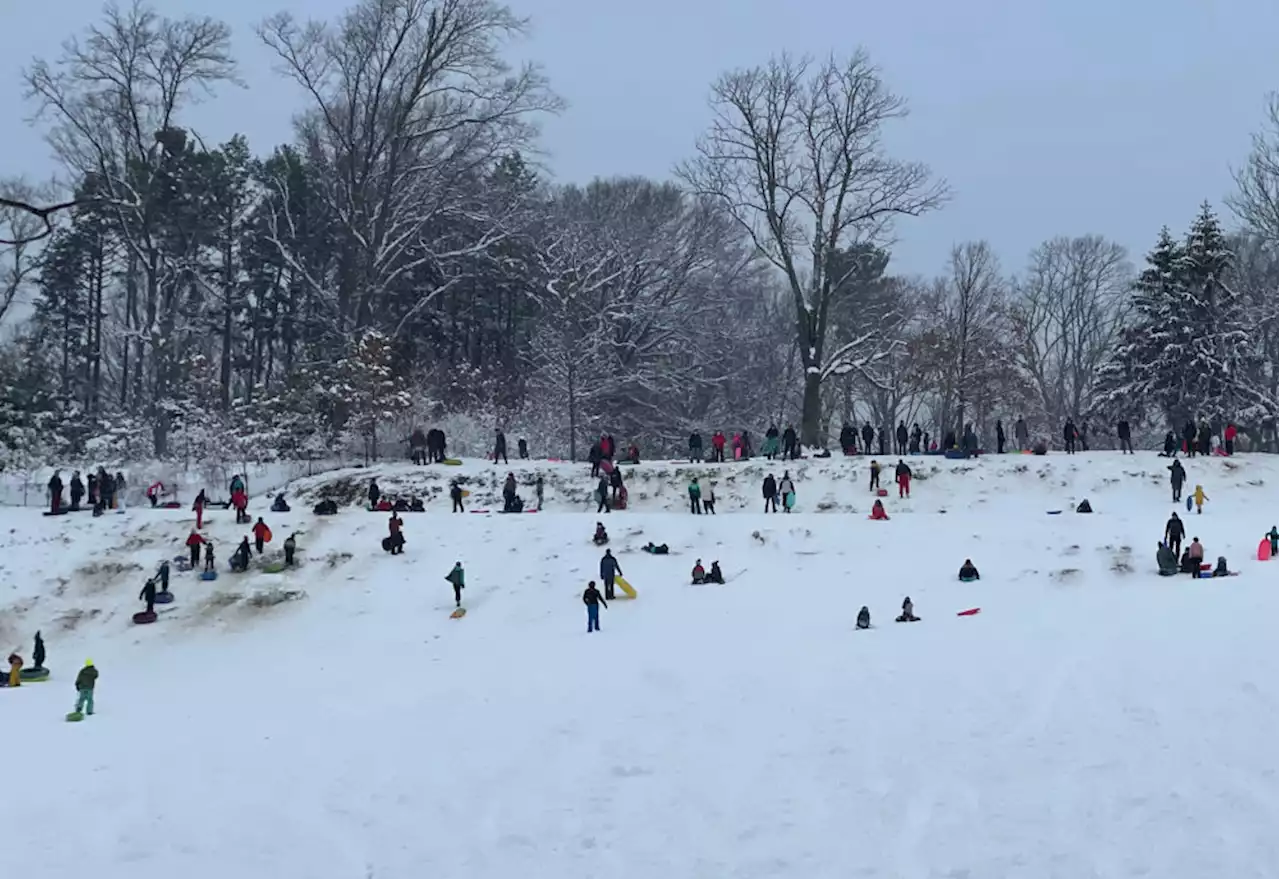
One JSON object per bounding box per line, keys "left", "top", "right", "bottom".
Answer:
{"left": 869, "top": 503, "right": 889, "bottom": 520}
{"left": 1225, "top": 424, "right": 1237, "bottom": 441}
{"left": 252, "top": 521, "right": 270, "bottom": 540}
{"left": 231, "top": 490, "right": 247, "bottom": 510}
{"left": 712, "top": 433, "right": 726, "bottom": 450}
{"left": 186, "top": 533, "right": 204, "bottom": 547}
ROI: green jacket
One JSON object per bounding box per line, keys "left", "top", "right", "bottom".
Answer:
{"left": 446, "top": 565, "right": 465, "bottom": 587}
{"left": 688, "top": 483, "right": 700, "bottom": 498}
{"left": 75, "top": 666, "right": 98, "bottom": 691}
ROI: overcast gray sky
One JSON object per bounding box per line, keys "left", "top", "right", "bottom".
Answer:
{"left": 2, "top": 0, "right": 1275, "bottom": 276}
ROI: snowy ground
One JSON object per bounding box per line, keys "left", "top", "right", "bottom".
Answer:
{"left": 4, "top": 452, "right": 1277, "bottom": 879}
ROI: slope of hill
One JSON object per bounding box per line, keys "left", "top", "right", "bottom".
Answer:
{"left": 3, "top": 452, "right": 1277, "bottom": 878}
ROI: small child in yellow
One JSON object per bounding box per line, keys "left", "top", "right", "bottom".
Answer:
{"left": 1193, "top": 484, "right": 1209, "bottom": 514}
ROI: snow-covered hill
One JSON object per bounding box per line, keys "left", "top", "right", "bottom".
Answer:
{"left": 4, "top": 452, "right": 1278, "bottom": 879}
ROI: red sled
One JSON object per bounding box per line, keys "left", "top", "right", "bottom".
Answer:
{"left": 956, "top": 607, "right": 981, "bottom": 617}
{"left": 1258, "top": 539, "right": 1272, "bottom": 561}
{"left": 876, "top": 488, "right": 888, "bottom": 497}
{"left": 470, "top": 509, "right": 491, "bottom": 514}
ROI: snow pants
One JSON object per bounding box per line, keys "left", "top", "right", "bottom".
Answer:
{"left": 190, "top": 544, "right": 201, "bottom": 567}
{"left": 75, "top": 688, "right": 94, "bottom": 715}
{"left": 8, "top": 666, "right": 20, "bottom": 687}
{"left": 898, "top": 477, "right": 910, "bottom": 498}
{"left": 1120, "top": 437, "right": 1133, "bottom": 454}
{"left": 1172, "top": 483, "right": 1182, "bottom": 502}
{"left": 587, "top": 604, "right": 600, "bottom": 632}
{"left": 689, "top": 497, "right": 701, "bottom": 514}
{"left": 603, "top": 575, "right": 615, "bottom": 600}
{"left": 284, "top": 546, "right": 295, "bottom": 566}
{"left": 453, "top": 584, "right": 463, "bottom": 606}
{"left": 764, "top": 496, "right": 777, "bottom": 512}
{"left": 869, "top": 473, "right": 880, "bottom": 491}
{"left": 452, "top": 498, "right": 464, "bottom": 513}
{"left": 255, "top": 537, "right": 265, "bottom": 555}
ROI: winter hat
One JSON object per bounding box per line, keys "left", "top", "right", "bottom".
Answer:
{"left": 84, "top": 659, "right": 93, "bottom": 667}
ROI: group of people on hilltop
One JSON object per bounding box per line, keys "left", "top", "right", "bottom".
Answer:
{"left": 1161, "top": 420, "right": 1240, "bottom": 458}
{"left": 688, "top": 426, "right": 801, "bottom": 463}
{"left": 408, "top": 428, "right": 449, "bottom": 464}
{"left": 840, "top": 422, "right": 935, "bottom": 456}
{"left": 46, "top": 467, "right": 127, "bottom": 516}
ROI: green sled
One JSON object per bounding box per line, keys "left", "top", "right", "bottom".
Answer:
{"left": 65, "top": 711, "right": 84, "bottom": 722}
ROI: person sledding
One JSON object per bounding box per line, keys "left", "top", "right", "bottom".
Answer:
{"left": 1168, "top": 460, "right": 1186, "bottom": 502}
{"left": 600, "top": 549, "right": 622, "bottom": 600}
{"left": 139, "top": 577, "right": 158, "bottom": 615}
{"left": 583, "top": 581, "right": 607, "bottom": 633}
{"left": 643, "top": 542, "right": 669, "bottom": 555}
{"left": 592, "top": 522, "right": 609, "bottom": 546}
{"left": 895, "top": 460, "right": 912, "bottom": 498}
{"left": 1192, "top": 484, "right": 1208, "bottom": 514}
{"left": 6, "top": 651, "right": 23, "bottom": 687}
{"left": 1075, "top": 498, "right": 1093, "bottom": 513}
{"left": 958, "top": 559, "right": 980, "bottom": 582}
{"left": 156, "top": 560, "right": 170, "bottom": 595}
{"left": 856, "top": 606, "right": 871, "bottom": 629}
{"left": 1211, "top": 556, "right": 1233, "bottom": 577}
{"left": 230, "top": 538, "right": 251, "bottom": 573}
{"left": 896, "top": 596, "right": 920, "bottom": 622}
{"left": 252, "top": 517, "right": 272, "bottom": 554}
{"left": 203, "top": 539, "right": 216, "bottom": 573}
{"left": 869, "top": 499, "right": 889, "bottom": 520}
{"left": 1156, "top": 542, "right": 1179, "bottom": 576}
{"left": 1164, "top": 512, "right": 1185, "bottom": 557}
{"left": 691, "top": 559, "right": 706, "bottom": 584}
{"left": 446, "top": 562, "right": 465, "bottom": 608}
{"left": 386, "top": 513, "right": 404, "bottom": 555}
{"left": 271, "top": 493, "right": 290, "bottom": 513}
{"left": 705, "top": 561, "right": 725, "bottom": 584}
{"left": 186, "top": 529, "right": 205, "bottom": 567}
{"left": 192, "top": 489, "right": 208, "bottom": 529}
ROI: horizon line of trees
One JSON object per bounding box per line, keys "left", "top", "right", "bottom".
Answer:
{"left": 0, "top": 0, "right": 1273, "bottom": 471}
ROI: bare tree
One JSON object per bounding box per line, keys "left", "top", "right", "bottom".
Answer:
{"left": 25, "top": 0, "right": 238, "bottom": 454}
{"left": 916, "top": 242, "right": 1008, "bottom": 439}
{"left": 1227, "top": 92, "right": 1278, "bottom": 244}
{"left": 258, "top": 0, "right": 561, "bottom": 337}
{"left": 677, "top": 51, "right": 947, "bottom": 445}
{"left": 0, "top": 179, "right": 55, "bottom": 322}
{"left": 1009, "top": 235, "right": 1132, "bottom": 437}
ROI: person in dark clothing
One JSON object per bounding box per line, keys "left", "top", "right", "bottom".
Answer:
{"left": 1156, "top": 542, "right": 1179, "bottom": 576}
{"left": 688, "top": 478, "right": 702, "bottom": 514}
{"left": 691, "top": 560, "right": 706, "bottom": 584}
{"left": 839, "top": 424, "right": 856, "bottom": 455}
{"left": 1162, "top": 431, "right": 1177, "bottom": 457}
{"left": 284, "top": 533, "right": 297, "bottom": 566}
{"left": 518, "top": 438, "right": 529, "bottom": 459}
{"left": 1078, "top": 421, "right": 1090, "bottom": 452}
{"left": 387, "top": 513, "right": 404, "bottom": 555}
{"left": 596, "top": 475, "right": 611, "bottom": 514}
{"left": 1075, "top": 498, "right": 1093, "bottom": 513}
{"left": 706, "top": 561, "right": 725, "bottom": 584}
{"left": 205, "top": 540, "right": 217, "bottom": 573}
{"left": 856, "top": 606, "right": 871, "bottom": 629}
{"left": 958, "top": 559, "right": 980, "bottom": 581}
{"left": 763, "top": 474, "right": 778, "bottom": 512}
{"left": 1197, "top": 422, "right": 1211, "bottom": 457}
{"left": 764, "top": 425, "right": 780, "bottom": 460}
{"left": 157, "top": 560, "right": 170, "bottom": 593}
{"left": 643, "top": 542, "right": 670, "bottom": 554}
{"left": 451, "top": 481, "right": 465, "bottom": 513}
{"left": 942, "top": 430, "right": 956, "bottom": 451}
{"left": 894, "top": 460, "right": 912, "bottom": 498}
{"left": 896, "top": 596, "right": 920, "bottom": 622}
{"left": 70, "top": 471, "right": 85, "bottom": 510}
{"left": 493, "top": 429, "right": 508, "bottom": 465}
{"left": 503, "top": 473, "right": 518, "bottom": 508}
{"left": 593, "top": 522, "right": 609, "bottom": 545}
{"left": 869, "top": 459, "right": 881, "bottom": 492}
{"left": 368, "top": 479, "right": 381, "bottom": 509}
{"left": 271, "top": 493, "right": 290, "bottom": 513}
{"left": 535, "top": 475, "right": 545, "bottom": 510}
{"left": 186, "top": 530, "right": 203, "bottom": 567}
{"left": 1063, "top": 420, "right": 1077, "bottom": 454}
{"left": 1164, "top": 513, "right": 1185, "bottom": 558}
{"left": 87, "top": 472, "right": 98, "bottom": 507}
{"left": 1211, "top": 556, "right": 1231, "bottom": 578}
{"left": 139, "top": 578, "right": 157, "bottom": 614}
{"left": 609, "top": 467, "right": 624, "bottom": 502}
{"left": 910, "top": 423, "right": 922, "bottom": 454}
{"left": 688, "top": 432, "right": 703, "bottom": 463}
{"left": 896, "top": 422, "right": 909, "bottom": 456}
{"left": 32, "top": 631, "right": 45, "bottom": 671}
{"left": 48, "top": 471, "right": 64, "bottom": 515}
{"left": 600, "top": 550, "right": 622, "bottom": 600}
{"left": 74, "top": 659, "right": 98, "bottom": 716}
{"left": 877, "top": 428, "right": 887, "bottom": 456}
{"left": 1183, "top": 421, "right": 1197, "bottom": 457}
{"left": 994, "top": 421, "right": 1005, "bottom": 454}
{"left": 861, "top": 423, "right": 874, "bottom": 456}
{"left": 1117, "top": 420, "right": 1133, "bottom": 454}
{"left": 446, "top": 562, "right": 465, "bottom": 607}
{"left": 583, "top": 581, "right": 607, "bottom": 632}
{"left": 1168, "top": 460, "right": 1186, "bottom": 502}
{"left": 782, "top": 425, "right": 798, "bottom": 460}
{"left": 231, "top": 537, "right": 253, "bottom": 572}
{"left": 588, "top": 443, "right": 603, "bottom": 478}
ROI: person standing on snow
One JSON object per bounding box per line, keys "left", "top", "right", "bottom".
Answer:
{"left": 861, "top": 423, "right": 874, "bottom": 456}
{"left": 895, "top": 460, "right": 912, "bottom": 498}
{"left": 583, "top": 581, "right": 607, "bottom": 632}
{"left": 252, "top": 517, "right": 271, "bottom": 554}
{"left": 688, "top": 432, "right": 704, "bottom": 463}
{"left": 1063, "top": 420, "right": 1077, "bottom": 454}
{"left": 70, "top": 471, "right": 85, "bottom": 510}
{"left": 284, "top": 533, "right": 297, "bottom": 566}
{"left": 1117, "top": 419, "right": 1133, "bottom": 454}
{"left": 1014, "top": 417, "right": 1029, "bottom": 452}
{"left": 896, "top": 422, "right": 909, "bottom": 456}
{"left": 763, "top": 474, "right": 778, "bottom": 512}
{"left": 596, "top": 475, "right": 611, "bottom": 514}
{"left": 1168, "top": 460, "right": 1186, "bottom": 502}
{"left": 48, "top": 470, "right": 64, "bottom": 515}
{"left": 450, "top": 481, "right": 465, "bottom": 513}
{"left": 74, "top": 659, "right": 98, "bottom": 716}
{"left": 446, "top": 562, "right": 465, "bottom": 607}
{"left": 869, "top": 459, "right": 881, "bottom": 492}
{"left": 688, "top": 478, "right": 702, "bottom": 514}
{"left": 995, "top": 421, "right": 1006, "bottom": 455}
{"left": 535, "top": 474, "right": 545, "bottom": 510}
{"left": 1192, "top": 484, "right": 1209, "bottom": 514}
{"left": 1164, "top": 513, "right": 1185, "bottom": 557}
{"left": 702, "top": 483, "right": 717, "bottom": 515}
{"left": 1223, "top": 423, "right": 1238, "bottom": 456}
{"left": 493, "top": 429, "right": 508, "bottom": 465}
{"left": 599, "top": 549, "right": 622, "bottom": 600}
{"left": 139, "top": 577, "right": 157, "bottom": 615}
{"left": 711, "top": 431, "right": 726, "bottom": 463}
{"left": 777, "top": 472, "right": 795, "bottom": 513}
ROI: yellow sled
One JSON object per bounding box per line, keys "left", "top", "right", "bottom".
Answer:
{"left": 615, "top": 575, "right": 637, "bottom": 599}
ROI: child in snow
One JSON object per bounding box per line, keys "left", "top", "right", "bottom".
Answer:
{"left": 691, "top": 560, "right": 706, "bottom": 584}
{"left": 688, "top": 478, "right": 702, "bottom": 514}
{"left": 1187, "top": 538, "right": 1204, "bottom": 574}
{"left": 895, "top": 460, "right": 912, "bottom": 498}
{"left": 204, "top": 539, "right": 217, "bottom": 573}
{"left": 74, "top": 659, "right": 98, "bottom": 716}
{"left": 869, "top": 460, "right": 881, "bottom": 492}
{"left": 702, "top": 484, "right": 717, "bottom": 515}
{"left": 187, "top": 529, "right": 204, "bottom": 567}
{"left": 869, "top": 499, "right": 889, "bottom": 520}
{"left": 856, "top": 607, "right": 871, "bottom": 629}
{"left": 1156, "top": 542, "right": 1179, "bottom": 576}
{"left": 1269, "top": 526, "right": 1279, "bottom": 557}
{"left": 446, "top": 562, "right": 465, "bottom": 607}
{"left": 706, "top": 561, "right": 725, "bottom": 584}
{"left": 896, "top": 597, "right": 919, "bottom": 622}
{"left": 593, "top": 523, "right": 609, "bottom": 546}
{"left": 643, "top": 542, "right": 669, "bottom": 555}
{"left": 7, "top": 652, "right": 22, "bottom": 687}
{"left": 778, "top": 473, "right": 795, "bottom": 513}
{"left": 1193, "top": 485, "right": 1209, "bottom": 514}
{"left": 1212, "top": 556, "right": 1231, "bottom": 577}
{"left": 284, "top": 533, "right": 297, "bottom": 566}
{"left": 583, "top": 581, "right": 607, "bottom": 632}
{"left": 958, "top": 559, "right": 980, "bottom": 582}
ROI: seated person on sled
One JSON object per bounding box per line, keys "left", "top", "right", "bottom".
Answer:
{"left": 958, "top": 559, "right": 980, "bottom": 582}
{"left": 592, "top": 522, "right": 609, "bottom": 545}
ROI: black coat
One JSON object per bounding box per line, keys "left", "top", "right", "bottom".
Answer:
{"left": 762, "top": 476, "right": 777, "bottom": 498}
{"left": 1165, "top": 517, "right": 1185, "bottom": 542}
{"left": 583, "top": 586, "right": 607, "bottom": 607}
{"left": 1117, "top": 420, "right": 1131, "bottom": 439}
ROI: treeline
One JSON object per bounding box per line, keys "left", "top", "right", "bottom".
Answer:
{"left": 0, "top": 0, "right": 1273, "bottom": 469}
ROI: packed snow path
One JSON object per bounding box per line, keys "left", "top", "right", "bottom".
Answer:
{"left": 4, "top": 452, "right": 1277, "bottom": 879}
